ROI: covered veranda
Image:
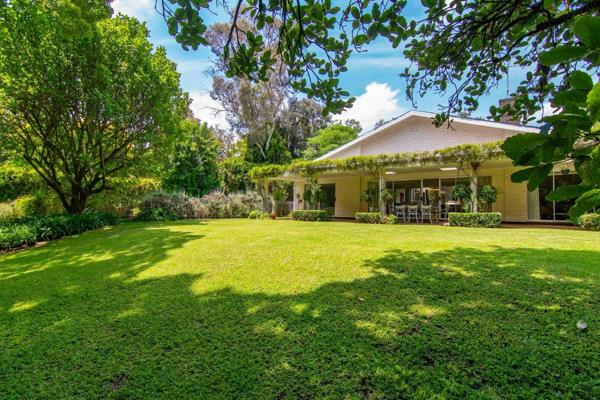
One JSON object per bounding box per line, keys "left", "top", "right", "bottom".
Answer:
{"left": 272, "top": 158, "right": 518, "bottom": 222}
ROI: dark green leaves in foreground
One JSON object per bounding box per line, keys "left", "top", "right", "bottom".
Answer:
{"left": 503, "top": 15, "right": 600, "bottom": 219}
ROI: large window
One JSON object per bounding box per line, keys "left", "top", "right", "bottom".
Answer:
{"left": 529, "top": 172, "right": 581, "bottom": 221}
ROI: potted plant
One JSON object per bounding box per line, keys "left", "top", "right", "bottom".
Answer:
{"left": 451, "top": 182, "right": 472, "bottom": 212}
{"left": 270, "top": 181, "right": 291, "bottom": 218}
{"left": 477, "top": 184, "right": 498, "bottom": 212}
{"left": 361, "top": 186, "right": 379, "bottom": 212}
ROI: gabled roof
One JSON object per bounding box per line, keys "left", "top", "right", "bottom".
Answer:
{"left": 317, "top": 110, "right": 540, "bottom": 161}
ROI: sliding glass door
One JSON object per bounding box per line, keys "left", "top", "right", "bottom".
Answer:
{"left": 529, "top": 172, "right": 581, "bottom": 221}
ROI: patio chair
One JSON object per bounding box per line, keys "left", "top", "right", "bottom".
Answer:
{"left": 407, "top": 205, "right": 419, "bottom": 223}
{"left": 396, "top": 205, "right": 407, "bottom": 223}
{"left": 421, "top": 205, "right": 433, "bottom": 224}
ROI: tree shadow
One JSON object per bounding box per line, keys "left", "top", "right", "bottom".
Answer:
{"left": 1, "top": 230, "right": 599, "bottom": 398}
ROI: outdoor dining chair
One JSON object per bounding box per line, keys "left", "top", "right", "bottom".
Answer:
{"left": 396, "top": 205, "right": 407, "bottom": 223}
{"left": 407, "top": 205, "right": 419, "bottom": 223}
{"left": 421, "top": 205, "right": 433, "bottom": 224}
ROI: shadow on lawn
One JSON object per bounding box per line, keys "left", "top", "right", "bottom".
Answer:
{"left": 1, "top": 226, "right": 599, "bottom": 399}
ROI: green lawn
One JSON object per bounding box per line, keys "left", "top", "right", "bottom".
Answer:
{"left": 1, "top": 220, "right": 599, "bottom": 399}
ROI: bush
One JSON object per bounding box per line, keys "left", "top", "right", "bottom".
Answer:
{"left": 448, "top": 212, "right": 502, "bottom": 228}
{"left": 199, "top": 191, "right": 262, "bottom": 218}
{"left": 0, "top": 163, "right": 42, "bottom": 202}
{"left": 291, "top": 210, "right": 331, "bottom": 221}
{"left": 0, "top": 224, "right": 39, "bottom": 250}
{"left": 248, "top": 210, "right": 268, "bottom": 220}
{"left": 0, "top": 211, "right": 119, "bottom": 251}
{"left": 137, "top": 190, "right": 263, "bottom": 221}
{"left": 88, "top": 177, "right": 161, "bottom": 218}
{"left": 355, "top": 212, "right": 381, "bottom": 224}
{"left": 137, "top": 207, "right": 178, "bottom": 222}
{"left": 578, "top": 213, "right": 600, "bottom": 231}
{"left": 14, "top": 191, "right": 50, "bottom": 217}
{"left": 139, "top": 191, "right": 195, "bottom": 220}
{"left": 383, "top": 214, "right": 398, "bottom": 224}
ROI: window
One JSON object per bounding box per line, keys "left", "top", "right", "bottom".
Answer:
{"left": 529, "top": 172, "right": 581, "bottom": 221}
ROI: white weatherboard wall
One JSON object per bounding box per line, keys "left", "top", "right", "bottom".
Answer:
{"left": 330, "top": 116, "right": 523, "bottom": 160}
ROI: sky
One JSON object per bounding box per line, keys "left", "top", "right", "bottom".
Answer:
{"left": 111, "top": 1, "right": 537, "bottom": 133}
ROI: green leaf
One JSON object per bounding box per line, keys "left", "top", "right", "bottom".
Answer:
{"left": 510, "top": 167, "right": 535, "bottom": 183}
{"left": 421, "top": 0, "right": 436, "bottom": 7}
{"left": 539, "top": 46, "right": 587, "bottom": 66}
{"left": 573, "top": 16, "right": 600, "bottom": 50}
{"left": 353, "top": 34, "right": 369, "bottom": 46}
{"left": 552, "top": 89, "right": 587, "bottom": 106}
{"left": 568, "top": 189, "right": 600, "bottom": 219}
{"left": 576, "top": 147, "right": 600, "bottom": 186}
{"left": 568, "top": 71, "right": 593, "bottom": 91}
{"left": 588, "top": 83, "right": 600, "bottom": 122}
{"left": 501, "top": 133, "right": 546, "bottom": 160}
{"left": 546, "top": 184, "right": 592, "bottom": 201}
{"left": 527, "top": 164, "right": 553, "bottom": 191}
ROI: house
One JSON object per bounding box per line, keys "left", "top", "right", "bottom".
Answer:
{"left": 277, "top": 109, "right": 579, "bottom": 223}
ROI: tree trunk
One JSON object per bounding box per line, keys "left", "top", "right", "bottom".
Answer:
{"left": 378, "top": 173, "right": 386, "bottom": 221}
{"left": 67, "top": 188, "right": 89, "bottom": 215}
{"left": 261, "top": 181, "right": 270, "bottom": 212}
{"left": 470, "top": 173, "right": 478, "bottom": 213}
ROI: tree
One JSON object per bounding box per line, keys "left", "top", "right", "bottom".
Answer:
{"left": 218, "top": 157, "right": 253, "bottom": 195}
{"left": 205, "top": 20, "right": 290, "bottom": 164}
{"left": 278, "top": 98, "right": 330, "bottom": 158}
{"left": 159, "top": 0, "right": 600, "bottom": 218}
{"left": 303, "top": 124, "right": 358, "bottom": 160}
{"left": 163, "top": 120, "right": 220, "bottom": 197}
{"left": 0, "top": 0, "right": 187, "bottom": 214}
{"left": 374, "top": 119, "right": 387, "bottom": 129}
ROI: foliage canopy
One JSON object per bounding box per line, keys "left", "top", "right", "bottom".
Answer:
{"left": 0, "top": 0, "right": 188, "bottom": 214}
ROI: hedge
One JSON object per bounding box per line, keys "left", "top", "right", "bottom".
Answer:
{"left": 383, "top": 214, "right": 398, "bottom": 224}
{"left": 448, "top": 212, "right": 502, "bottom": 228}
{"left": 0, "top": 212, "right": 119, "bottom": 251}
{"left": 355, "top": 212, "right": 381, "bottom": 224}
{"left": 291, "top": 210, "right": 331, "bottom": 221}
{"left": 248, "top": 210, "right": 269, "bottom": 219}
{"left": 578, "top": 213, "right": 600, "bottom": 231}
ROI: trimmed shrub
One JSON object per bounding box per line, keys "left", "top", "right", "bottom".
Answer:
{"left": 383, "top": 214, "right": 398, "bottom": 224}
{"left": 291, "top": 210, "right": 331, "bottom": 221}
{"left": 248, "top": 210, "right": 268, "bottom": 220}
{"left": 0, "top": 211, "right": 119, "bottom": 251}
{"left": 355, "top": 212, "right": 381, "bottom": 224}
{"left": 578, "top": 213, "right": 600, "bottom": 231}
{"left": 448, "top": 212, "right": 502, "bottom": 228}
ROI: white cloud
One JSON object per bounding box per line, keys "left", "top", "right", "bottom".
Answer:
{"left": 111, "top": 0, "right": 155, "bottom": 19}
{"left": 533, "top": 102, "right": 559, "bottom": 122}
{"left": 175, "top": 59, "right": 212, "bottom": 75}
{"left": 189, "top": 91, "right": 229, "bottom": 128}
{"left": 338, "top": 82, "right": 406, "bottom": 132}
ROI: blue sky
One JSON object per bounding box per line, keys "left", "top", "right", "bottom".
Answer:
{"left": 111, "top": 1, "right": 539, "bottom": 132}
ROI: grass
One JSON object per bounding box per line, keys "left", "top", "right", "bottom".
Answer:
{"left": 0, "top": 219, "right": 599, "bottom": 399}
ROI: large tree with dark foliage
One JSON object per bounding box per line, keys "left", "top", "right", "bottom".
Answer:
{"left": 163, "top": 120, "right": 221, "bottom": 197}
{"left": 159, "top": 0, "right": 600, "bottom": 218}
{"left": 0, "top": 0, "right": 187, "bottom": 214}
